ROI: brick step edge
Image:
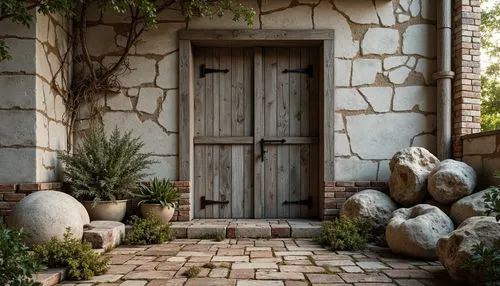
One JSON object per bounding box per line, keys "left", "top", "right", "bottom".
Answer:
{"left": 34, "top": 268, "right": 66, "bottom": 286}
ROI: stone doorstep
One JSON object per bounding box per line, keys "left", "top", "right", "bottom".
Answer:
{"left": 34, "top": 268, "right": 66, "bottom": 286}
{"left": 83, "top": 220, "right": 126, "bottom": 249}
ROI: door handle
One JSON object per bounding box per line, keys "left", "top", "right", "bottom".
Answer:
{"left": 259, "top": 138, "right": 286, "bottom": 162}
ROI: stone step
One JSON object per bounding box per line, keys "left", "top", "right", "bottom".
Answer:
{"left": 34, "top": 268, "right": 66, "bottom": 286}
{"left": 83, "top": 220, "right": 126, "bottom": 249}
{"left": 170, "top": 220, "right": 322, "bottom": 239}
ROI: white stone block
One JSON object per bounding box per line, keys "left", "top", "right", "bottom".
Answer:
{"left": 377, "top": 160, "right": 391, "bottom": 182}
{"left": 0, "top": 148, "right": 37, "bottom": 183}
{"left": 136, "top": 23, "right": 185, "bottom": 55}
{"left": 411, "top": 134, "right": 437, "bottom": 155}
{"left": 463, "top": 135, "right": 497, "bottom": 155}
{"left": 335, "top": 59, "right": 351, "bottom": 87}
{"left": 334, "top": 0, "right": 379, "bottom": 24}
{"left": 157, "top": 52, "right": 179, "bottom": 89}
{"left": 158, "top": 90, "right": 178, "bottom": 132}
{"left": 314, "top": 1, "right": 359, "bottom": 58}
{"left": 388, "top": 66, "right": 412, "bottom": 84}
{"left": 36, "top": 112, "right": 49, "bottom": 149}
{"left": 86, "top": 25, "right": 118, "bottom": 56}
{"left": 0, "top": 110, "right": 36, "bottom": 146}
{"left": 113, "top": 56, "right": 157, "bottom": 88}
{"left": 415, "top": 58, "right": 437, "bottom": 84}
{"left": 137, "top": 88, "right": 163, "bottom": 114}
{"left": 157, "top": 8, "right": 186, "bottom": 21}
{"left": 36, "top": 149, "right": 58, "bottom": 182}
{"left": 407, "top": 57, "right": 417, "bottom": 68}
{"left": 375, "top": 0, "right": 396, "bottom": 27}
{"left": 146, "top": 156, "right": 177, "bottom": 180}
{"left": 383, "top": 56, "right": 408, "bottom": 70}
{"left": 335, "top": 133, "right": 351, "bottom": 156}
{"left": 400, "top": 0, "right": 411, "bottom": 11}
{"left": 352, "top": 59, "right": 382, "bottom": 86}
{"left": 262, "top": 6, "right": 312, "bottom": 29}
{"left": 107, "top": 92, "right": 132, "bottom": 110}
{"left": 393, "top": 86, "right": 436, "bottom": 112}
{"left": 261, "top": 0, "right": 292, "bottom": 12}
{"left": 334, "top": 113, "right": 345, "bottom": 132}
{"left": 397, "top": 14, "right": 410, "bottom": 23}
{"left": 362, "top": 28, "right": 399, "bottom": 55}
{"left": 403, "top": 24, "right": 437, "bottom": 57}
{"left": 335, "top": 88, "right": 369, "bottom": 111}
{"left": 0, "top": 75, "right": 36, "bottom": 108}
{"left": 409, "top": 0, "right": 421, "bottom": 17}
{"left": 346, "top": 113, "right": 436, "bottom": 159}
{"left": 359, "top": 87, "right": 392, "bottom": 113}
{"left": 48, "top": 121, "right": 67, "bottom": 151}
{"left": 334, "top": 157, "right": 378, "bottom": 181}
{"left": 0, "top": 38, "right": 36, "bottom": 73}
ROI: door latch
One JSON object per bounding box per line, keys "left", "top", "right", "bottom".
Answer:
{"left": 200, "top": 64, "right": 229, "bottom": 78}
{"left": 259, "top": 138, "right": 286, "bottom": 162}
{"left": 200, "top": 195, "right": 229, "bottom": 209}
{"left": 283, "top": 196, "right": 313, "bottom": 209}
{"left": 283, "top": 65, "right": 313, "bottom": 77}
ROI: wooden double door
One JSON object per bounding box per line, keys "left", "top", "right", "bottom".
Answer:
{"left": 193, "top": 47, "right": 319, "bottom": 219}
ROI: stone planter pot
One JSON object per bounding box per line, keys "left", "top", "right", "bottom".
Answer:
{"left": 139, "top": 203, "right": 175, "bottom": 223}
{"left": 81, "top": 200, "right": 128, "bottom": 222}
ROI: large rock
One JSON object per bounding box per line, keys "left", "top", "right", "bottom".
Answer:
{"left": 437, "top": 216, "right": 500, "bottom": 284}
{"left": 12, "top": 191, "right": 89, "bottom": 246}
{"left": 428, "top": 159, "right": 477, "bottom": 204}
{"left": 386, "top": 204, "right": 454, "bottom": 259}
{"left": 389, "top": 147, "right": 440, "bottom": 206}
{"left": 341, "top": 189, "right": 397, "bottom": 231}
{"left": 450, "top": 189, "right": 493, "bottom": 224}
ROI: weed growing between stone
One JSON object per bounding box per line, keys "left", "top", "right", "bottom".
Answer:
{"left": 124, "top": 213, "right": 173, "bottom": 245}
{"left": 184, "top": 266, "right": 201, "bottom": 278}
{"left": 315, "top": 214, "right": 376, "bottom": 251}
{"left": 34, "top": 229, "right": 109, "bottom": 281}
{"left": 0, "top": 225, "right": 43, "bottom": 285}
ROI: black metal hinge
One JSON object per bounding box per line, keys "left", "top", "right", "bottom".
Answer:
{"left": 200, "top": 196, "right": 229, "bottom": 209}
{"left": 283, "top": 65, "right": 313, "bottom": 77}
{"left": 200, "top": 64, "right": 229, "bottom": 78}
{"left": 283, "top": 196, "right": 313, "bottom": 209}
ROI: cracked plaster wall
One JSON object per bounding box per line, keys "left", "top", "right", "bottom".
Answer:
{"left": 0, "top": 13, "right": 71, "bottom": 183}
{"left": 76, "top": 0, "right": 438, "bottom": 182}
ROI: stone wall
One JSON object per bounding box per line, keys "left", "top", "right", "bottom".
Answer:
{"left": 79, "top": 0, "right": 439, "bottom": 183}
{"left": 0, "top": 13, "right": 70, "bottom": 183}
{"left": 462, "top": 130, "right": 500, "bottom": 190}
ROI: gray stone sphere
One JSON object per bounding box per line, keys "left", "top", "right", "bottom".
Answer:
{"left": 12, "top": 191, "right": 89, "bottom": 246}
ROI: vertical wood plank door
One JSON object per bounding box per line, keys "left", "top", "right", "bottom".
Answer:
{"left": 193, "top": 46, "right": 319, "bottom": 219}
{"left": 260, "top": 47, "right": 320, "bottom": 219}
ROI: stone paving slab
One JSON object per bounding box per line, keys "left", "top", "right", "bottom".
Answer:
{"left": 57, "top": 239, "right": 455, "bottom": 286}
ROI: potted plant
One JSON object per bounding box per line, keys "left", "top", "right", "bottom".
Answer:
{"left": 138, "top": 178, "right": 180, "bottom": 223}
{"left": 58, "top": 127, "right": 154, "bottom": 221}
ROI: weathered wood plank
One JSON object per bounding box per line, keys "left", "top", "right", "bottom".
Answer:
{"left": 253, "top": 47, "right": 264, "bottom": 219}
{"left": 289, "top": 47, "right": 302, "bottom": 218}
{"left": 180, "top": 29, "right": 335, "bottom": 41}
{"left": 244, "top": 48, "right": 254, "bottom": 219}
{"left": 277, "top": 47, "right": 290, "bottom": 218}
{"left": 179, "top": 40, "right": 192, "bottom": 180}
{"left": 193, "top": 48, "right": 205, "bottom": 218}
{"left": 194, "top": 136, "right": 253, "bottom": 145}
{"left": 212, "top": 48, "right": 221, "bottom": 218}
{"left": 219, "top": 47, "right": 232, "bottom": 218}
{"left": 204, "top": 48, "right": 215, "bottom": 218}
{"left": 309, "top": 48, "right": 320, "bottom": 218}
{"left": 264, "top": 47, "right": 278, "bottom": 218}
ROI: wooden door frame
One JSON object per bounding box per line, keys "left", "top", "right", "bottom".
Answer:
{"left": 178, "top": 29, "right": 335, "bottom": 219}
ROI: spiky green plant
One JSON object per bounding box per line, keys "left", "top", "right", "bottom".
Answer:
{"left": 138, "top": 178, "right": 180, "bottom": 208}
{"left": 484, "top": 171, "right": 500, "bottom": 221}
{"left": 58, "top": 127, "right": 154, "bottom": 205}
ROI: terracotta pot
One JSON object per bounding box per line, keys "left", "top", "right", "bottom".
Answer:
{"left": 139, "top": 203, "right": 175, "bottom": 223}
{"left": 81, "top": 200, "right": 128, "bottom": 222}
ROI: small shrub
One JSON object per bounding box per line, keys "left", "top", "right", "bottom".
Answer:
{"left": 34, "top": 229, "right": 109, "bottom": 281}
{"left": 200, "top": 232, "right": 226, "bottom": 242}
{"left": 484, "top": 171, "right": 500, "bottom": 221}
{"left": 315, "top": 215, "right": 375, "bottom": 251}
{"left": 0, "top": 226, "right": 43, "bottom": 286}
{"left": 463, "top": 242, "right": 500, "bottom": 286}
{"left": 184, "top": 266, "right": 201, "bottom": 278}
{"left": 124, "top": 213, "right": 173, "bottom": 245}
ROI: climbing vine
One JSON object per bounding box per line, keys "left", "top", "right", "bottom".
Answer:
{"left": 0, "top": 0, "right": 254, "bottom": 150}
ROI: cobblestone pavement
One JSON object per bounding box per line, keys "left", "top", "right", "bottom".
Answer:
{"left": 59, "top": 239, "right": 456, "bottom": 286}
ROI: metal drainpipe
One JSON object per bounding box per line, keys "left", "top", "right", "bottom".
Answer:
{"left": 434, "top": 0, "right": 455, "bottom": 160}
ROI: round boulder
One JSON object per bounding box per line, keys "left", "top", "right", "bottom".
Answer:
{"left": 12, "top": 191, "right": 89, "bottom": 246}
{"left": 389, "top": 147, "right": 440, "bottom": 206}
{"left": 437, "top": 216, "right": 500, "bottom": 284}
{"left": 450, "top": 189, "right": 493, "bottom": 224}
{"left": 428, "top": 159, "right": 477, "bottom": 204}
{"left": 386, "top": 204, "right": 454, "bottom": 259}
{"left": 341, "top": 189, "right": 397, "bottom": 231}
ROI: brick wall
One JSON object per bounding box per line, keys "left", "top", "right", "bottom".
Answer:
{"left": 321, "top": 181, "right": 389, "bottom": 220}
{"left": 453, "top": 0, "right": 482, "bottom": 158}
